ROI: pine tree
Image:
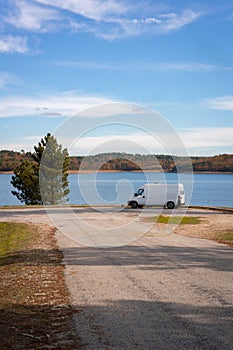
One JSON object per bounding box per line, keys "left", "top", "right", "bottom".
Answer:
{"left": 11, "top": 160, "right": 42, "bottom": 205}
{"left": 39, "top": 134, "right": 70, "bottom": 205}
{"left": 32, "top": 133, "right": 51, "bottom": 163}
{"left": 11, "top": 133, "right": 70, "bottom": 205}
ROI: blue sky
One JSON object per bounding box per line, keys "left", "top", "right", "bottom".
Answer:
{"left": 0, "top": 0, "right": 233, "bottom": 156}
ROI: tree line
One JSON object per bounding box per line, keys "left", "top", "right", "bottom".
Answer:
{"left": 1, "top": 150, "right": 233, "bottom": 173}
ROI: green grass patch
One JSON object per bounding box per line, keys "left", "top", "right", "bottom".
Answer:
{"left": 214, "top": 230, "right": 233, "bottom": 244}
{"left": 152, "top": 215, "right": 202, "bottom": 225}
{"left": 0, "top": 222, "right": 33, "bottom": 258}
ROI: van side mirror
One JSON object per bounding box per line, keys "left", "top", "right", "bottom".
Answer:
{"left": 134, "top": 193, "right": 138, "bottom": 197}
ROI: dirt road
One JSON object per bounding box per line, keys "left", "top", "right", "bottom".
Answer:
{"left": 1, "top": 207, "right": 233, "bottom": 349}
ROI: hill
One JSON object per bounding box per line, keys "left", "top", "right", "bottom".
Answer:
{"left": 0, "top": 150, "right": 32, "bottom": 172}
{"left": 0, "top": 150, "right": 233, "bottom": 173}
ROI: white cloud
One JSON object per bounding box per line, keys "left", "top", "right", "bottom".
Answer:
{"left": 0, "top": 1, "right": 201, "bottom": 41}
{"left": 4, "top": 0, "right": 60, "bottom": 32}
{"left": 0, "top": 35, "right": 29, "bottom": 54}
{"left": 69, "top": 133, "right": 168, "bottom": 156}
{"left": 2, "top": 127, "right": 233, "bottom": 156}
{"left": 205, "top": 96, "right": 233, "bottom": 110}
{"left": 0, "top": 135, "right": 43, "bottom": 153}
{"left": 104, "top": 9, "right": 200, "bottom": 40}
{"left": 57, "top": 60, "right": 220, "bottom": 72}
{"left": 157, "top": 62, "right": 217, "bottom": 72}
{"left": 85, "top": 10, "right": 201, "bottom": 40}
{"left": 157, "top": 9, "right": 200, "bottom": 34}
{"left": 69, "top": 127, "right": 233, "bottom": 156}
{"left": 180, "top": 127, "right": 233, "bottom": 154}
{"left": 0, "top": 91, "right": 114, "bottom": 118}
{"left": 35, "top": 0, "right": 128, "bottom": 21}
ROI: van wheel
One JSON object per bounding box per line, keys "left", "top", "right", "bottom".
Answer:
{"left": 131, "top": 201, "right": 138, "bottom": 209}
{"left": 167, "top": 201, "right": 175, "bottom": 209}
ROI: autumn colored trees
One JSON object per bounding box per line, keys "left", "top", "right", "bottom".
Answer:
{"left": 1, "top": 150, "right": 233, "bottom": 174}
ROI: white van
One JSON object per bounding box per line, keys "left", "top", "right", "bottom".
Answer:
{"left": 127, "top": 183, "right": 185, "bottom": 209}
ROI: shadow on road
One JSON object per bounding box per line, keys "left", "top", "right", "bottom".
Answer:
{"left": 1, "top": 298, "right": 232, "bottom": 349}
{"left": 1, "top": 244, "right": 232, "bottom": 272}
{"left": 74, "top": 298, "right": 233, "bottom": 349}
{"left": 61, "top": 244, "right": 233, "bottom": 272}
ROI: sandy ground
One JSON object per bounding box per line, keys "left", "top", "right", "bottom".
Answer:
{"left": 0, "top": 207, "right": 233, "bottom": 349}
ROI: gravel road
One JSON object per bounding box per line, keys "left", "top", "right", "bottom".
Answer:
{"left": 1, "top": 207, "right": 233, "bottom": 349}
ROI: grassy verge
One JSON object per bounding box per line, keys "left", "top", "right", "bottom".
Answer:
{"left": 0, "top": 222, "right": 80, "bottom": 349}
{"left": 151, "top": 215, "right": 202, "bottom": 225}
{"left": 0, "top": 222, "right": 33, "bottom": 259}
{"left": 214, "top": 230, "right": 233, "bottom": 246}
{"left": 151, "top": 215, "right": 233, "bottom": 247}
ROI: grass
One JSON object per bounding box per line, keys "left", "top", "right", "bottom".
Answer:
{"left": 0, "top": 222, "right": 33, "bottom": 259}
{"left": 152, "top": 215, "right": 202, "bottom": 225}
{"left": 214, "top": 230, "right": 233, "bottom": 245}
{"left": 151, "top": 215, "right": 233, "bottom": 246}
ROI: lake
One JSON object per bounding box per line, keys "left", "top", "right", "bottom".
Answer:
{"left": 1, "top": 172, "right": 233, "bottom": 208}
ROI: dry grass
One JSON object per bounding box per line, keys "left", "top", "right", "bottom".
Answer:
{"left": 0, "top": 222, "right": 81, "bottom": 349}
{"left": 213, "top": 230, "right": 233, "bottom": 246}
{"left": 173, "top": 214, "right": 233, "bottom": 247}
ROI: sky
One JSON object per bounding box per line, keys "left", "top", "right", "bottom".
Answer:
{"left": 0, "top": 0, "right": 233, "bottom": 156}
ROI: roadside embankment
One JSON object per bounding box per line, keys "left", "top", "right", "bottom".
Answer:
{"left": 0, "top": 222, "right": 80, "bottom": 349}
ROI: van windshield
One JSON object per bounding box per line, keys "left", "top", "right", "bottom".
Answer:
{"left": 136, "top": 188, "right": 144, "bottom": 196}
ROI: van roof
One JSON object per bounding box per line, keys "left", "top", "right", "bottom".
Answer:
{"left": 143, "top": 183, "right": 183, "bottom": 186}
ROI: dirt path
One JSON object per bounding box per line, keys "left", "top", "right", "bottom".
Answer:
{"left": 1, "top": 207, "right": 233, "bottom": 349}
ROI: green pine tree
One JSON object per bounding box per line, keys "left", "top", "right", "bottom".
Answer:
{"left": 11, "top": 133, "right": 70, "bottom": 205}
{"left": 11, "top": 160, "right": 42, "bottom": 205}
{"left": 39, "top": 134, "right": 70, "bottom": 205}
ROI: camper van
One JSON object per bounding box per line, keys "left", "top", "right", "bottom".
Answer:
{"left": 127, "top": 183, "right": 185, "bottom": 209}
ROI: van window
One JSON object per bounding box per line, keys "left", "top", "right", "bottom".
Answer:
{"left": 136, "top": 188, "right": 144, "bottom": 195}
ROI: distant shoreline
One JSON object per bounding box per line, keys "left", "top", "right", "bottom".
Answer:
{"left": 1, "top": 170, "right": 233, "bottom": 175}
{"left": 1, "top": 152, "right": 233, "bottom": 174}
{"left": 68, "top": 170, "right": 233, "bottom": 174}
